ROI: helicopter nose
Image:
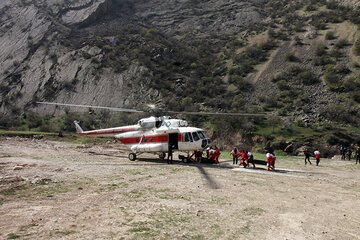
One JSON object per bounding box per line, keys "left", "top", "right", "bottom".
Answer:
{"left": 201, "top": 138, "right": 211, "bottom": 148}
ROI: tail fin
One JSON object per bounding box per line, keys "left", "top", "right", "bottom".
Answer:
{"left": 74, "top": 120, "right": 84, "bottom": 134}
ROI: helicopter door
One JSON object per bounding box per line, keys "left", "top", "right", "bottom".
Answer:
{"left": 168, "top": 133, "right": 179, "bottom": 150}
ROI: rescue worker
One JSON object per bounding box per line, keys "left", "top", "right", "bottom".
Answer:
{"left": 266, "top": 152, "right": 276, "bottom": 171}
{"left": 355, "top": 147, "right": 360, "bottom": 164}
{"left": 304, "top": 148, "right": 312, "bottom": 165}
{"left": 230, "top": 147, "right": 239, "bottom": 164}
{"left": 247, "top": 151, "right": 255, "bottom": 168}
{"left": 340, "top": 145, "right": 345, "bottom": 160}
{"left": 195, "top": 150, "right": 203, "bottom": 163}
{"left": 347, "top": 148, "right": 352, "bottom": 161}
{"left": 314, "top": 149, "right": 321, "bottom": 166}
{"left": 167, "top": 143, "right": 173, "bottom": 164}
{"left": 239, "top": 150, "right": 248, "bottom": 168}
{"left": 206, "top": 146, "right": 210, "bottom": 159}
{"left": 209, "top": 147, "right": 216, "bottom": 164}
{"left": 214, "top": 145, "right": 220, "bottom": 164}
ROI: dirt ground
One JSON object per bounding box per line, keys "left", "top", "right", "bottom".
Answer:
{"left": 0, "top": 136, "right": 360, "bottom": 240}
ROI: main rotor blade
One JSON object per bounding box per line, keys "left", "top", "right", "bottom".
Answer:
{"left": 166, "top": 110, "right": 266, "bottom": 117}
{"left": 36, "top": 102, "right": 144, "bottom": 113}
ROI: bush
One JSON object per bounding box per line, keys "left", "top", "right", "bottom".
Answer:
{"left": 277, "top": 80, "right": 290, "bottom": 91}
{"left": 285, "top": 52, "right": 297, "bottom": 62}
{"left": 297, "top": 71, "right": 318, "bottom": 85}
{"left": 305, "top": 5, "right": 317, "bottom": 12}
{"left": 316, "top": 44, "right": 327, "bottom": 56}
{"left": 324, "top": 65, "right": 341, "bottom": 90}
{"left": 325, "top": 31, "right": 336, "bottom": 40}
{"left": 335, "top": 39, "right": 348, "bottom": 49}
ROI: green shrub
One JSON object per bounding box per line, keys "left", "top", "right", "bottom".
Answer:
{"left": 324, "top": 65, "right": 342, "bottom": 90}
{"left": 285, "top": 52, "right": 297, "bottom": 62}
{"left": 316, "top": 44, "right": 328, "bottom": 56}
{"left": 297, "top": 71, "right": 318, "bottom": 85}
{"left": 325, "top": 31, "right": 336, "bottom": 40}
{"left": 335, "top": 39, "right": 348, "bottom": 49}
{"left": 277, "top": 80, "right": 290, "bottom": 91}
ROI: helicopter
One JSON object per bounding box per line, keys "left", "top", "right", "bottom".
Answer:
{"left": 37, "top": 101, "right": 264, "bottom": 162}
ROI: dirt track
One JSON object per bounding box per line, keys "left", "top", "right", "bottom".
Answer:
{"left": 1, "top": 137, "right": 360, "bottom": 240}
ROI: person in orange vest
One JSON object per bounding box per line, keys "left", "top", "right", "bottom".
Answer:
{"left": 230, "top": 147, "right": 239, "bottom": 164}
{"left": 314, "top": 149, "right": 321, "bottom": 166}
{"left": 266, "top": 152, "right": 276, "bottom": 171}
{"left": 214, "top": 145, "right": 220, "bottom": 164}
{"left": 239, "top": 150, "right": 248, "bottom": 167}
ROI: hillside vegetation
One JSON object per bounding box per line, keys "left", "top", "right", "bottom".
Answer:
{"left": 0, "top": 0, "right": 360, "bottom": 153}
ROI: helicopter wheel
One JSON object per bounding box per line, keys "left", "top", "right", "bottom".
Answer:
{"left": 159, "top": 152, "right": 166, "bottom": 159}
{"left": 182, "top": 157, "right": 189, "bottom": 163}
{"left": 129, "top": 153, "right": 136, "bottom": 161}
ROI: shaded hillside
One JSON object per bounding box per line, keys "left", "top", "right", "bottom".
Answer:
{"left": 0, "top": 0, "right": 266, "bottom": 115}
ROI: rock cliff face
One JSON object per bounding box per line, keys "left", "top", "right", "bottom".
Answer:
{"left": 0, "top": 0, "right": 266, "bottom": 114}
{"left": 0, "top": 0, "right": 359, "bottom": 128}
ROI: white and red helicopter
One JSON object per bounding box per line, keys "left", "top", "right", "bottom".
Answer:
{"left": 37, "top": 102, "right": 263, "bottom": 162}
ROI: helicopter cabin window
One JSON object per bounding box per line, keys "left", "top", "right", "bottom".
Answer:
{"left": 184, "top": 132, "right": 193, "bottom": 142}
{"left": 192, "top": 132, "right": 200, "bottom": 141}
{"left": 197, "top": 131, "right": 206, "bottom": 139}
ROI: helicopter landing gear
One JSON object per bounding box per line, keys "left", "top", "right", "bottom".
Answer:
{"left": 178, "top": 155, "right": 190, "bottom": 163}
{"left": 129, "top": 153, "right": 136, "bottom": 161}
{"left": 159, "top": 152, "right": 166, "bottom": 159}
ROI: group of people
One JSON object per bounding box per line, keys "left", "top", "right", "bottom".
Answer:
{"left": 230, "top": 147, "right": 275, "bottom": 171}
{"left": 230, "top": 148, "right": 253, "bottom": 167}
{"left": 207, "top": 146, "right": 221, "bottom": 164}
{"left": 189, "top": 146, "right": 221, "bottom": 164}
{"left": 340, "top": 145, "right": 360, "bottom": 163}
{"left": 304, "top": 148, "right": 321, "bottom": 166}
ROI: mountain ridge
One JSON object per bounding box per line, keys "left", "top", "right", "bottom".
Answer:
{"left": 0, "top": 0, "right": 359, "bottom": 129}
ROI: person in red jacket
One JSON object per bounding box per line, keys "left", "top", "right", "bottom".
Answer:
{"left": 239, "top": 150, "right": 248, "bottom": 167}
{"left": 214, "top": 145, "right": 220, "bottom": 164}
{"left": 266, "top": 152, "right": 276, "bottom": 171}
{"left": 314, "top": 149, "right": 321, "bottom": 166}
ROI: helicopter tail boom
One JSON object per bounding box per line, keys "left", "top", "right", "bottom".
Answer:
{"left": 74, "top": 121, "right": 84, "bottom": 134}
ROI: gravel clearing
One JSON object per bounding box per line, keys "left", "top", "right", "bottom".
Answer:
{"left": 0, "top": 136, "right": 360, "bottom": 239}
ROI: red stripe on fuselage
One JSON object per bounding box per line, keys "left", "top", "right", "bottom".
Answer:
{"left": 79, "top": 127, "right": 136, "bottom": 136}
{"left": 117, "top": 134, "right": 182, "bottom": 145}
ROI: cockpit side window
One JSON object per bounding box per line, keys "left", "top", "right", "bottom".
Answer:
{"left": 192, "top": 132, "right": 200, "bottom": 141}
{"left": 184, "top": 132, "right": 193, "bottom": 142}
{"left": 197, "top": 131, "right": 206, "bottom": 139}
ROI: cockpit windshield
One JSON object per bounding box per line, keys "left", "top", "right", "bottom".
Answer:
{"left": 197, "top": 131, "right": 207, "bottom": 139}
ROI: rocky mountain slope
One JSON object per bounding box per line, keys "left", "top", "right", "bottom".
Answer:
{"left": 0, "top": 0, "right": 359, "bottom": 128}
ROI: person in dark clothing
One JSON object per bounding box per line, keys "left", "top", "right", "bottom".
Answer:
{"left": 340, "top": 145, "right": 345, "bottom": 160}
{"left": 230, "top": 147, "right": 239, "bottom": 165}
{"left": 247, "top": 151, "right": 255, "bottom": 168}
{"left": 167, "top": 144, "right": 173, "bottom": 164}
{"left": 347, "top": 148, "right": 352, "bottom": 161}
{"left": 304, "top": 148, "right": 312, "bottom": 165}
{"left": 355, "top": 147, "right": 360, "bottom": 164}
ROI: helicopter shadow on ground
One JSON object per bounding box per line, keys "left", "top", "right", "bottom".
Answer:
{"left": 132, "top": 157, "right": 222, "bottom": 189}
